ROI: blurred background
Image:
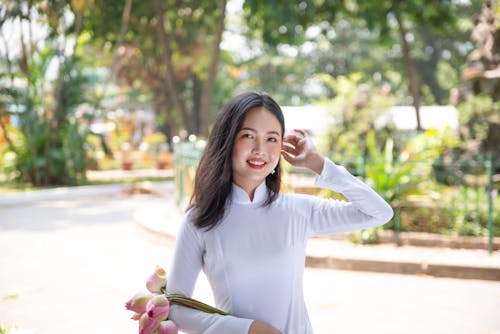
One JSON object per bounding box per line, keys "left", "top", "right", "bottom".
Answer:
{"left": 0, "top": 0, "right": 499, "bottom": 333}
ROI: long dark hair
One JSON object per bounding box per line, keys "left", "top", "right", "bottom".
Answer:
{"left": 189, "top": 92, "right": 285, "bottom": 230}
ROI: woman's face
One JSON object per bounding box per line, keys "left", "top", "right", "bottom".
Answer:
{"left": 231, "top": 107, "right": 282, "bottom": 197}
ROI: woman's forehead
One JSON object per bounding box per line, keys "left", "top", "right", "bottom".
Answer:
{"left": 241, "top": 107, "right": 282, "bottom": 132}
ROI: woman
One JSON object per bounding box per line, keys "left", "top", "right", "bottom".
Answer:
{"left": 167, "top": 92, "right": 393, "bottom": 334}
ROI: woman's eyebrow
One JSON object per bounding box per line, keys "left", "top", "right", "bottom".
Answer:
{"left": 240, "top": 127, "right": 257, "bottom": 133}
{"left": 241, "top": 127, "right": 280, "bottom": 136}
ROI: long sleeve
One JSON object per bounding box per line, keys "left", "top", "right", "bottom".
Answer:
{"left": 306, "top": 157, "right": 393, "bottom": 236}
{"left": 167, "top": 212, "right": 254, "bottom": 334}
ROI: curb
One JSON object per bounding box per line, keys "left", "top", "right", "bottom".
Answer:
{"left": 305, "top": 255, "right": 500, "bottom": 281}
{"left": 0, "top": 181, "right": 173, "bottom": 208}
{"left": 0, "top": 184, "right": 126, "bottom": 207}
{"left": 376, "top": 230, "right": 500, "bottom": 251}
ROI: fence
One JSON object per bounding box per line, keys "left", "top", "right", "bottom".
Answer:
{"left": 337, "top": 153, "right": 499, "bottom": 253}
{"left": 173, "top": 141, "right": 203, "bottom": 208}
{"left": 173, "top": 142, "right": 499, "bottom": 252}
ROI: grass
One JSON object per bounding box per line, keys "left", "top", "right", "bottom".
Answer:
{"left": 0, "top": 182, "right": 40, "bottom": 195}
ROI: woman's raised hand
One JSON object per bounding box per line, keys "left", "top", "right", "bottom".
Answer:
{"left": 282, "top": 129, "right": 324, "bottom": 175}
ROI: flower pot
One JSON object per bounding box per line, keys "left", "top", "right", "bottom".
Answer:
{"left": 156, "top": 160, "right": 168, "bottom": 170}
{"left": 122, "top": 161, "right": 133, "bottom": 170}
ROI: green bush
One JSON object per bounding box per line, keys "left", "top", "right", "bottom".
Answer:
{"left": 0, "top": 324, "right": 12, "bottom": 334}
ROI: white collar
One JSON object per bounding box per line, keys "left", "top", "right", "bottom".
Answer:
{"left": 231, "top": 181, "right": 268, "bottom": 205}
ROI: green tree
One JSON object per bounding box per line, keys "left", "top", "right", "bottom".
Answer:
{"left": 84, "top": 0, "right": 228, "bottom": 135}
{"left": 243, "top": 0, "right": 468, "bottom": 129}
{"left": 412, "top": 1, "right": 482, "bottom": 104}
{"left": 234, "top": 46, "right": 316, "bottom": 105}
{"left": 317, "top": 73, "right": 395, "bottom": 159}
{"left": 0, "top": 0, "right": 95, "bottom": 186}
{"left": 352, "top": 1, "right": 459, "bottom": 130}
{"left": 457, "top": 95, "right": 500, "bottom": 164}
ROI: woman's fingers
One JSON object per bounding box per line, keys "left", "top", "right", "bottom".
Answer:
{"left": 281, "top": 150, "right": 297, "bottom": 164}
{"left": 282, "top": 143, "right": 305, "bottom": 166}
{"left": 292, "top": 129, "right": 306, "bottom": 137}
{"left": 282, "top": 142, "right": 298, "bottom": 155}
{"left": 282, "top": 129, "right": 310, "bottom": 167}
{"left": 284, "top": 134, "right": 306, "bottom": 148}
{"left": 283, "top": 135, "right": 300, "bottom": 146}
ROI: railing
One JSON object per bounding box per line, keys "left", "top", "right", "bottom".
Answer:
{"left": 173, "top": 141, "right": 203, "bottom": 208}
{"left": 336, "top": 153, "right": 499, "bottom": 253}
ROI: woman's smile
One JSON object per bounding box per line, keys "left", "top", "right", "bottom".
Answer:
{"left": 247, "top": 158, "right": 267, "bottom": 169}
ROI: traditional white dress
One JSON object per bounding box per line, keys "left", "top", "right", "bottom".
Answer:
{"left": 168, "top": 158, "right": 393, "bottom": 334}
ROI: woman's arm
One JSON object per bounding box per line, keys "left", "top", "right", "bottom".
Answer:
{"left": 168, "top": 214, "right": 254, "bottom": 333}
{"left": 282, "top": 129, "right": 393, "bottom": 235}
{"left": 248, "top": 321, "right": 282, "bottom": 334}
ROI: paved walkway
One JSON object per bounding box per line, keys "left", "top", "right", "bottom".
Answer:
{"left": 1, "top": 182, "right": 499, "bottom": 334}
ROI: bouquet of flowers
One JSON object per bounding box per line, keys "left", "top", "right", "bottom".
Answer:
{"left": 125, "top": 265, "right": 228, "bottom": 334}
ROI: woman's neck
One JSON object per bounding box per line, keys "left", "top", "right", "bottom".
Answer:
{"left": 233, "top": 180, "right": 261, "bottom": 202}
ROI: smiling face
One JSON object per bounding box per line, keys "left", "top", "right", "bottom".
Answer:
{"left": 231, "top": 107, "right": 283, "bottom": 199}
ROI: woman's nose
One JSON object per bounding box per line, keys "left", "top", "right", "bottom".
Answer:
{"left": 252, "top": 140, "right": 263, "bottom": 154}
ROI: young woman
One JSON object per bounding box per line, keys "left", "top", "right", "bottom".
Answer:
{"left": 167, "top": 92, "right": 393, "bottom": 334}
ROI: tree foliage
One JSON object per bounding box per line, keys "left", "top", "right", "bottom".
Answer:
{"left": 0, "top": 0, "right": 94, "bottom": 186}
{"left": 457, "top": 95, "right": 500, "bottom": 164}
{"left": 318, "top": 73, "right": 395, "bottom": 160}
{"left": 242, "top": 0, "right": 478, "bottom": 128}
{"left": 83, "top": 0, "right": 228, "bottom": 135}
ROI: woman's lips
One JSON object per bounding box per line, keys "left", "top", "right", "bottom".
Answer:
{"left": 247, "top": 159, "right": 266, "bottom": 169}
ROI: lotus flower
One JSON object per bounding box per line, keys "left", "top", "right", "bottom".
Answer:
{"left": 146, "top": 265, "right": 167, "bottom": 293}
{"left": 139, "top": 313, "right": 159, "bottom": 334}
{"left": 126, "top": 265, "right": 228, "bottom": 334}
{"left": 155, "top": 320, "right": 178, "bottom": 334}
{"left": 125, "top": 292, "right": 153, "bottom": 314}
{"left": 146, "top": 294, "right": 170, "bottom": 321}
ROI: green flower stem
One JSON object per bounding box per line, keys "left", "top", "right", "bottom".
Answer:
{"left": 165, "top": 293, "right": 230, "bottom": 316}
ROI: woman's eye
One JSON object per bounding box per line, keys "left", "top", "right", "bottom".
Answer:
{"left": 268, "top": 137, "right": 278, "bottom": 143}
{"left": 243, "top": 133, "right": 253, "bottom": 139}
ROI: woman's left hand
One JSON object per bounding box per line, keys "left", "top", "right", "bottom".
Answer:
{"left": 282, "top": 129, "right": 324, "bottom": 175}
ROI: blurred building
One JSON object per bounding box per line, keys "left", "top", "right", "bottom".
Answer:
{"left": 281, "top": 105, "right": 459, "bottom": 136}
{"left": 375, "top": 106, "right": 459, "bottom": 130}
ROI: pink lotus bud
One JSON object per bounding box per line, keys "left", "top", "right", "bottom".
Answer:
{"left": 146, "top": 265, "right": 167, "bottom": 293}
{"left": 125, "top": 292, "right": 153, "bottom": 314}
{"left": 155, "top": 320, "right": 178, "bottom": 334}
{"left": 139, "top": 313, "right": 159, "bottom": 334}
{"left": 146, "top": 294, "right": 170, "bottom": 321}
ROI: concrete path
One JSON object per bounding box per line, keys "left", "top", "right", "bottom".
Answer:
{"left": 1, "top": 183, "right": 500, "bottom": 334}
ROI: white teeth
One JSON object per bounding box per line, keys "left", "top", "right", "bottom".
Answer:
{"left": 248, "top": 160, "right": 265, "bottom": 165}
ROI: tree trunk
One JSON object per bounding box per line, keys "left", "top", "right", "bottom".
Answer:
{"left": 91, "top": 0, "right": 132, "bottom": 113}
{"left": 395, "top": 11, "right": 422, "bottom": 131}
{"left": 0, "top": 115, "right": 19, "bottom": 157}
{"left": 192, "top": 75, "right": 202, "bottom": 134}
{"left": 199, "top": 0, "right": 227, "bottom": 136}
{"left": 419, "top": 28, "right": 444, "bottom": 104}
{"left": 154, "top": 0, "right": 193, "bottom": 133}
